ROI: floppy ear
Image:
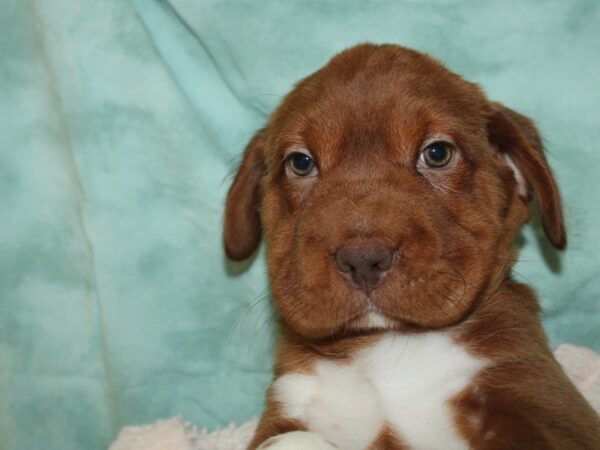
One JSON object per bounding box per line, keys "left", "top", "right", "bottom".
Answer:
{"left": 223, "top": 129, "right": 266, "bottom": 261}
{"left": 487, "top": 103, "right": 566, "bottom": 250}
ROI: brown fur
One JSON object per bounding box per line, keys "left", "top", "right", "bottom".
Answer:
{"left": 368, "top": 426, "right": 409, "bottom": 450}
{"left": 223, "top": 44, "right": 600, "bottom": 449}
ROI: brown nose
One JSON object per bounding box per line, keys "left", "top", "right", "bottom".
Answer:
{"left": 334, "top": 244, "right": 394, "bottom": 293}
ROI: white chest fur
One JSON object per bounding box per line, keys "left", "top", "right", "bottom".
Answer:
{"left": 272, "top": 332, "right": 487, "bottom": 450}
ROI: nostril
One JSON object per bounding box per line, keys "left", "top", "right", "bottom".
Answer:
{"left": 374, "top": 261, "right": 387, "bottom": 271}
{"left": 340, "top": 263, "right": 354, "bottom": 273}
{"left": 375, "top": 252, "right": 393, "bottom": 272}
{"left": 334, "top": 251, "right": 355, "bottom": 273}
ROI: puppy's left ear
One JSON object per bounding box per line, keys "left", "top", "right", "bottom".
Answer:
{"left": 223, "top": 129, "right": 266, "bottom": 261}
{"left": 487, "top": 103, "right": 566, "bottom": 250}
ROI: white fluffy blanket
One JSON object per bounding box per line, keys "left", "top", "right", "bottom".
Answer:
{"left": 109, "top": 344, "right": 600, "bottom": 450}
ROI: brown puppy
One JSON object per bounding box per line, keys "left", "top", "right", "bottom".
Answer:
{"left": 223, "top": 44, "right": 600, "bottom": 450}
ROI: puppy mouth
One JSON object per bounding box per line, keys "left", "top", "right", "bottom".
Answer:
{"left": 350, "top": 308, "right": 393, "bottom": 330}
{"left": 275, "top": 238, "right": 478, "bottom": 339}
{"left": 345, "top": 302, "right": 405, "bottom": 332}
{"left": 332, "top": 262, "right": 474, "bottom": 334}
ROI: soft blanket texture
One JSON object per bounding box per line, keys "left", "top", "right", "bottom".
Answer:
{"left": 1, "top": 1, "right": 599, "bottom": 450}
{"left": 109, "top": 344, "right": 600, "bottom": 449}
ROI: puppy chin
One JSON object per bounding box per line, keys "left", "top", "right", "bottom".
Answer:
{"left": 346, "top": 308, "right": 399, "bottom": 332}
{"left": 282, "top": 309, "right": 391, "bottom": 340}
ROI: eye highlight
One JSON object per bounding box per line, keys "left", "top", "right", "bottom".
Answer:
{"left": 286, "top": 151, "right": 317, "bottom": 177}
{"left": 420, "top": 141, "right": 455, "bottom": 168}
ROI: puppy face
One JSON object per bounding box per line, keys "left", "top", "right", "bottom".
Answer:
{"left": 224, "top": 44, "right": 565, "bottom": 339}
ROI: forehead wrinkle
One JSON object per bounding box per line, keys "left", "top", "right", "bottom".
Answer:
{"left": 303, "top": 106, "right": 347, "bottom": 171}
{"left": 270, "top": 72, "right": 486, "bottom": 175}
{"left": 271, "top": 128, "right": 304, "bottom": 157}
{"left": 389, "top": 99, "right": 482, "bottom": 151}
{"left": 280, "top": 98, "right": 370, "bottom": 172}
{"left": 387, "top": 106, "right": 432, "bottom": 164}
{"left": 338, "top": 118, "right": 390, "bottom": 164}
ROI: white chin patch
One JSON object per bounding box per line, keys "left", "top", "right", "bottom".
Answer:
{"left": 347, "top": 310, "right": 392, "bottom": 331}
{"left": 256, "top": 431, "right": 338, "bottom": 449}
{"left": 366, "top": 311, "right": 390, "bottom": 328}
{"left": 502, "top": 153, "right": 528, "bottom": 197}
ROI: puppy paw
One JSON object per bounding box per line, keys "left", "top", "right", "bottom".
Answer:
{"left": 256, "top": 431, "right": 338, "bottom": 449}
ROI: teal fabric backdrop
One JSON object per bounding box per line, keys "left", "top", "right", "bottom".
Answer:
{"left": 1, "top": 1, "right": 599, "bottom": 449}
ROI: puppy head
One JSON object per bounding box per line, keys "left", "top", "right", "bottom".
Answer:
{"left": 224, "top": 44, "right": 565, "bottom": 339}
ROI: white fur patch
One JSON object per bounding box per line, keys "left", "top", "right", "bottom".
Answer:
{"left": 257, "top": 431, "right": 339, "bottom": 450}
{"left": 366, "top": 311, "right": 390, "bottom": 328}
{"left": 502, "top": 153, "right": 527, "bottom": 197}
{"left": 273, "top": 332, "right": 487, "bottom": 450}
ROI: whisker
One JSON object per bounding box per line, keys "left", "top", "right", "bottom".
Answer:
{"left": 496, "top": 257, "right": 542, "bottom": 263}
{"left": 227, "top": 288, "right": 271, "bottom": 348}
{"left": 248, "top": 306, "right": 278, "bottom": 354}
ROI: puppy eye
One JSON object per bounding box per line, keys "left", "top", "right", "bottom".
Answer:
{"left": 286, "top": 152, "right": 317, "bottom": 177}
{"left": 420, "top": 141, "right": 455, "bottom": 168}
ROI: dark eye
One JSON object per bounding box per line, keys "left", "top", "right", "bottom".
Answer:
{"left": 421, "top": 141, "right": 455, "bottom": 168}
{"left": 287, "top": 152, "right": 316, "bottom": 177}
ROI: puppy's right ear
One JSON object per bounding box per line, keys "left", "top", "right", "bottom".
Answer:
{"left": 223, "top": 129, "right": 266, "bottom": 261}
